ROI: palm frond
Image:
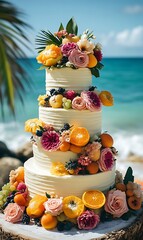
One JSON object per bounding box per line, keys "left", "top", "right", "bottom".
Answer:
{"left": 36, "top": 30, "right": 62, "bottom": 52}
{"left": 0, "top": 0, "right": 33, "bottom": 117}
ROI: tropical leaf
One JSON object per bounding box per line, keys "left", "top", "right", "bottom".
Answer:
{"left": 0, "top": 0, "right": 32, "bottom": 117}
{"left": 91, "top": 67, "right": 100, "bottom": 78}
{"left": 36, "top": 30, "right": 62, "bottom": 52}
{"left": 58, "top": 23, "right": 64, "bottom": 31}
{"left": 123, "top": 167, "right": 134, "bottom": 185}
{"left": 66, "top": 17, "right": 78, "bottom": 35}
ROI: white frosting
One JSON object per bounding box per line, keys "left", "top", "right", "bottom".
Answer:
{"left": 33, "top": 144, "right": 77, "bottom": 170}
{"left": 39, "top": 107, "right": 102, "bottom": 136}
{"left": 24, "top": 158, "right": 115, "bottom": 198}
{"left": 46, "top": 67, "right": 92, "bottom": 93}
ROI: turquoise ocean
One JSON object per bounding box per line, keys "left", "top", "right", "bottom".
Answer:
{"left": 0, "top": 58, "right": 143, "bottom": 160}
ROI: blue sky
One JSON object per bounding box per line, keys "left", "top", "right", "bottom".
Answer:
{"left": 9, "top": 0, "right": 143, "bottom": 57}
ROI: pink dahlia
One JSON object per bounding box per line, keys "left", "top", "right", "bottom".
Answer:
{"left": 78, "top": 155, "right": 92, "bottom": 166}
{"left": 41, "top": 130, "right": 60, "bottom": 151}
{"left": 98, "top": 148, "right": 114, "bottom": 171}
{"left": 81, "top": 91, "right": 101, "bottom": 111}
{"left": 61, "top": 42, "right": 78, "bottom": 57}
{"left": 64, "top": 90, "right": 77, "bottom": 101}
{"left": 94, "top": 50, "right": 103, "bottom": 62}
{"left": 68, "top": 49, "right": 89, "bottom": 68}
{"left": 77, "top": 210, "right": 100, "bottom": 230}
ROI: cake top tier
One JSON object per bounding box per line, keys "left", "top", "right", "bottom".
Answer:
{"left": 36, "top": 18, "right": 104, "bottom": 78}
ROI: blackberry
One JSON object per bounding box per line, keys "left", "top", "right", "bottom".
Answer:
{"left": 22, "top": 213, "right": 30, "bottom": 225}
{"left": 60, "top": 56, "right": 68, "bottom": 65}
{"left": 65, "top": 160, "right": 78, "bottom": 170}
{"left": 44, "top": 96, "right": 50, "bottom": 101}
{"left": 34, "top": 217, "right": 41, "bottom": 226}
{"left": 57, "top": 221, "right": 65, "bottom": 232}
{"left": 57, "top": 87, "right": 65, "bottom": 94}
{"left": 63, "top": 123, "right": 70, "bottom": 130}
{"left": 49, "top": 88, "right": 56, "bottom": 96}
{"left": 64, "top": 221, "right": 73, "bottom": 231}
{"left": 89, "top": 86, "right": 96, "bottom": 91}
{"left": 36, "top": 130, "right": 43, "bottom": 137}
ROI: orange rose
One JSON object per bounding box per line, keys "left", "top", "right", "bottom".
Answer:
{"left": 36, "top": 44, "right": 62, "bottom": 66}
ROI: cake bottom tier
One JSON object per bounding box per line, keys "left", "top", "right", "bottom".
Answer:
{"left": 24, "top": 158, "right": 115, "bottom": 198}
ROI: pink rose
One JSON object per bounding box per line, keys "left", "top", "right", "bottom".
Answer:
{"left": 72, "top": 96, "right": 87, "bottom": 110}
{"left": 81, "top": 91, "right": 101, "bottom": 111}
{"left": 44, "top": 198, "right": 63, "bottom": 216}
{"left": 77, "top": 210, "right": 100, "bottom": 230}
{"left": 104, "top": 190, "right": 129, "bottom": 218}
{"left": 68, "top": 49, "right": 89, "bottom": 68}
{"left": 4, "top": 203, "right": 25, "bottom": 223}
{"left": 98, "top": 148, "right": 114, "bottom": 171}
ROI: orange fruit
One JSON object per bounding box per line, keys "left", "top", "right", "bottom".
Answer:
{"left": 16, "top": 167, "right": 24, "bottom": 182}
{"left": 100, "top": 133, "right": 114, "bottom": 148}
{"left": 128, "top": 196, "right": 141, "bottom": 210}
{"left": 87, "top": 54, "right": 97, "bottom": 68}
{"left": 14, "top": 193, "right": 27, "bottom": 206}
{"left": 41, "top": 213, "right": 57, "bottom": 230}
{"left": 116, "top": 183, "right": 126, "bottom": 192}
{"left": 70, "top": 127, "right": 90, "bottom": 147}
{"left": 86, "top": 162, "right": 99, "bottom": 174}
{"left": 63, "top": 195, "right": 85, "bottom": 218}
{"left": 82, "top": 190, "right": 106, "bottom": 209}
{"left": 99, "top": 91, "right": 114, "bottom": 106}
{"left": 70, "top": 144, "right": 82, "bottom": 153}
{"left": 59, "top": 142, "right": 70, "bottom": 152}
{"left": 26, "top": 194, "right": 47, "bottom": 218}
{"left": 126, "top": 189, "right": 134, "bottom": 197}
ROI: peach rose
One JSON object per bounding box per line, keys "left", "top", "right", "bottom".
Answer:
{"left": 104, "top": 190, "right": 129, "bottom": 218}
{"left": 72, "top": 96, "right": 86, "bottom": 110}
{"left": 4, "top": 203, "right": 25, "bottom": 223}
{"left": 36, "top": 44, "right": 62, "bottom": 66}
{"left": 68, "top": 49, "right": 89, "bottom": 68}
{"left": 44, "top": 198, "right": 63, "bottom": 216}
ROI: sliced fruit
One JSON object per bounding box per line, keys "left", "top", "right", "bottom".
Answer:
{"left": 128, "top": 196, "right": 142, "bottom": 210}
{"left": 63, "top": 195, "right": 85, "bottom": 218}
{"left": 41, "top": 213, "right": 57, "bottom": 230}
{"left": 70, "top": 127, "right": 90, "bottom": 147}
{"left": 70, "top": 144, "right": 82, "bottom": 153}
{"left": 100, "top": 133, "right": 114, "bottom": 148}
{"left": 59, "top": 142, "right": 70, "bottom": 152}
{"left": 82, "top": 190, "right": 106, "bottom": 209}
{"left": 87, "top": 54, "right": 97, "bottom": 68}
{"left": 99, "top": 91, "right": 114, "bottom": 106}
{"left": 86, "top": 162, "right": 99, "bottom": 174}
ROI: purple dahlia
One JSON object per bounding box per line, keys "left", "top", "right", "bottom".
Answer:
{"left": 41, "top": 130, "right": 60, "bottom": 151}
{"left": 81, "top": 91, "right": 101, "bottom": 111}
{"left": 61, "top": 42, "right": 78, "bottom": 57}
{"left": 94, "top": 50, "right": 103, "bottom": 62}
{"left": 77, "top": 210, "right": 100, "bottom": 230}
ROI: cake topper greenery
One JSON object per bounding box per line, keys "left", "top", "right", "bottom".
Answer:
{"left": 36, "top": 18, "right": 104, "bottom": 77}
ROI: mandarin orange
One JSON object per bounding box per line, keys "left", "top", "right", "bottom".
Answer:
{"left": 70, "top": 144, "right": 82, "bottom": 153}
{"left": 41, "top": 213, "right": 57, "bottom": 230}
{"left": 14, "top": 193, "right": 27, "bottom": 206}
{"left": 87, "top": 162, "right": 99, "bottom": 174}
{"left": 87, "top": 54, "right": 97, "bottom": 68}
{"left": 59, "top": 142, "right": 70, "bottom": 152}
{"left": 82, "top": 190, "right": 106, "bottom": 209}
{"left": 70, "top": 127, "right": 90, "bottom": 147}
{"left": 99, "top": 91, "right": 114, "bottom": 106}
{"left": 100, "top": 133, "right": 114, "bottom": 148}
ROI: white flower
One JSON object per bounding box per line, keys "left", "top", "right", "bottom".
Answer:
{"left": 77, "top": 39, "right": 95, "bottom": 54}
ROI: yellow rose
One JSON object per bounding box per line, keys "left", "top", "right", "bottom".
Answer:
{"left": 38, "top": 94, "right": 47, "bottom": 106}
{"left": 25, "top": 118, "right": 45, "bottom": 134}
{"left": 36, "top": 44, "right": 62, "bottom": 66}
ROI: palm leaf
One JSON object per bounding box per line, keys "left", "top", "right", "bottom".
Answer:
{"left": 58, "top": 23, "right": 64, "bottom": 31}
{"left": 0, "top": 0, "right": 32, "bottom": 117}
{"left": 36, "top": 30, "right": 62, "bottom": 52}
{"left": 66, "top": 17, "right": 78, "bottom": 35}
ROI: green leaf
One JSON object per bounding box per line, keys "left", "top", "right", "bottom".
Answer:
{"left": 66, "top": 17, "right": 78, "bottom": 35}
{"left": 96, "top": 62, "right": 104, "bottom": 70}
{"left": 46, "top": 192, "right": 51, "bottom": 198}
{"left": 91, "top": 67, "right": 100, "bottom": 78}
{"left": 123, "top": 167, "right": 134, "bottom": 185}
{"left": 38, "top": 65, "right": 47, "bottom": 70}
{"left": 58, "top": 23, "right": 64, "bottom": 31}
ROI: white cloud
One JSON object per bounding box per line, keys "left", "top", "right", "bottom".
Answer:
{"left": 116, "top": 26, "right": 143, "bottom": 47}
{"left": 124, "top": 5, "right": 143, "bottom": 14}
